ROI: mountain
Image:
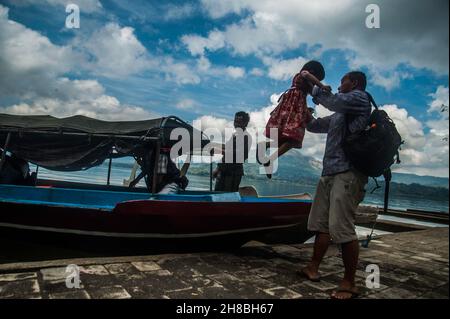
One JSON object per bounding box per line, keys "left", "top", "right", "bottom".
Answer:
{"left": 390, "top": 172, "right": 449, "bottom": 189}
{"left": 111, "top": 152, "right": 449, "bottom": 190}
{"left": 188, "top": 151, "right": 449, "bottom": 189}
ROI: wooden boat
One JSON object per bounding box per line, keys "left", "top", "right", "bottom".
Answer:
{"left": 0, "top": 114, "right": 313, "bottom": 250}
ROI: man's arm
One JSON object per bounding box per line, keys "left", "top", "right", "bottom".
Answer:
{"left": 306, "top": 116, "right": 331, "bottom": 134}
{"left": 312, "top": 87, "right": 370, "bottom": 115}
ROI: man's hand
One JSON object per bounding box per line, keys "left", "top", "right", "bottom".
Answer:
{"left": 321, "top": 85, "right": 332, "bottom": 92}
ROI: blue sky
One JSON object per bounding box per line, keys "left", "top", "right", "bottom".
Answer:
{"left": 0, "top": 0, "right": 448, "bottom": 176}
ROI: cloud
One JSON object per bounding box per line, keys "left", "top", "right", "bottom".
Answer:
{"left": 0, "top": 5, "right": 155, "bottom": 121}
{"left": 380, "top": 93, "right": 449, "bottom": 177}
{"left": 74, "top": 21, "right": 203, "bottom": 85}
{"left": 163, "top": 3, "right": 197, "bottom": 21}
{"left": 428, "top": 86, "right": 449, "bottom": 115}
{"left": 192, "top": 87, "right": 449, "bottom": 177}
{"left": 192, "top": 56, "right": 247, "bottom": 80}
{"left": 181, "top": 30, "right": 225, "bottom": 56}
{"left": 250, "top": 67, "right": 264, "bottom": 76}
{"left": 225, "top": 66, "right": 246, "bottom": 79}
{"left": 161, "top": 57, "right": 201, "bottom": 85}
{"left": 78, "top": 23, "right": 154, "bottom": 78}
{"left": 1, "top": 94, "right": 154, "bottom": 121}
{"left": 176, "top": 99, "right": 197, "bottom": 110}
{"left": 8, "top": 0, "right": 102, "bottom": 13}
{"left": 190, "top": 0, "right": 448, "bottom": 88}
{"left": 263, "top": 56, "right": 308, "bottom": 81}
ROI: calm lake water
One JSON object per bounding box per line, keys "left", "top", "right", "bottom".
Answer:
{"left": 33, "top": 162, "right": 449, "bottom": 214}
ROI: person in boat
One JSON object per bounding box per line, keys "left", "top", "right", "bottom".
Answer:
{"left": 133, "top": 147, "right": 189, "bottom": 195}
{"left": 257, "top": 60, "right": 331, "bottom": 178}
{"left": 0, "top": 151, "right": 36, "bottom": 186}
{"left": 299, "top": 71, "right": 372, "bottom": 300}
{"left": 213, "top": 111, "right": 252, "bottom": 192}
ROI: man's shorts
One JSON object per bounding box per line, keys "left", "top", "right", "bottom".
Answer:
{"left": 307, "top": 169, "right": 368, "bottom": 244}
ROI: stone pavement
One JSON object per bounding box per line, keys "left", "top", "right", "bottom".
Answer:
{"left": 0, "top": 228, "right": 448, "bottom": 299}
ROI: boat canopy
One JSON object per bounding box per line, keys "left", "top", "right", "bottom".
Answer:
{"left": 0, "top": 114, "right": 209, "bottom": 171}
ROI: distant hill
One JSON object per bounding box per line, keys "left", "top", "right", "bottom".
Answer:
{"left": 188, "top": 151, "right": 449, "bottom": 189}
{"left": 390, "top": 172, "right": 449, "bottom": 189}
{"left": 112, "top": 151, "right": 449, "bottom": 190}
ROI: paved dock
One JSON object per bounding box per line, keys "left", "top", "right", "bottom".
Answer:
{"left": 0, "top": 228, "right": 448, "bottom": 299}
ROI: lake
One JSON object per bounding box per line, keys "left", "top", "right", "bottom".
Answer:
{"left": 33, "top": 162, "right": 449, "bottom": 214}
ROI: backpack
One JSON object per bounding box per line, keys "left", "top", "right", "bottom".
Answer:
{"left": 343, "top": 93, "right": 403, "bottom": 178}
{"left": 343, "top": 92, "right": 404, "bottom": 248}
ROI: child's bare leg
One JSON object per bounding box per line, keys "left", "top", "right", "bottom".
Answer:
{"left": 267, "top": 141, "right": 294, "bottom": 163}
{"left": 263, "top": 141, "right": 295, "bottom": 178}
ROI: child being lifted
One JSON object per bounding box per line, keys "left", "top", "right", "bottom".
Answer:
{"left": 258, "top": 60, "right": 330, "bottom": 178}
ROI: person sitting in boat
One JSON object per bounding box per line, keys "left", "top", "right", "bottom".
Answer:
{"left": 132, "top": 148, "right": 188, "bottom": 195}
{"left": 0, "top": 151, "right": 36, "bottom": 186}
{"left": 213, "top": 112, "right": 252, "bottom": 192}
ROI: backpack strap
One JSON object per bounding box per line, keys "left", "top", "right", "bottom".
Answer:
{"left": 366, "top": 92, "right": 378, "bottom": 110}
{"left": 383, "top": 168, "right": 392, "bottom": 215}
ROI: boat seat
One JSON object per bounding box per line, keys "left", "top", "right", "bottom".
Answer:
{"left": 210, "top": 192, "right": 241, "bottom": 202}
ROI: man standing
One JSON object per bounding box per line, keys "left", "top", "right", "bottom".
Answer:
{"left": 213, "top": 112, "right": 251, "bottom": 192}
{"left": 301, "top": 72, "right": 372, "bottom": 299}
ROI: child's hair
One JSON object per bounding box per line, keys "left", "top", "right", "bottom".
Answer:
{"left": 301, "top": 60, "right": 325, "bottom": 81}
{"left": 347, "top": 71, "right": 367, "bottom": 91}
{"left": 235, "top": 111, "right": 250, "bottom": 126}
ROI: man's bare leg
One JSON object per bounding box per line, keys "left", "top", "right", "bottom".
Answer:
{"left": 332, "top": 240, "right": 360, "bottom": 299}
{"left": 302, "top": 232, "right": 331, "bottom": 280}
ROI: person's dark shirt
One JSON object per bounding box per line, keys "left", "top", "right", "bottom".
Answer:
{"left": 217, "top": 130, "right": 252, "bottom": 176}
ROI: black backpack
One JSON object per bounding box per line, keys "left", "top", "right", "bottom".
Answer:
{"left": 343, "top": 92, "right": 404, "bottom": 248}
{"left": 343, "top": 93, "right": 403, "bottom": 178}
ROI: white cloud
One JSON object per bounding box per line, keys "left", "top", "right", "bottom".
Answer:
{"left": 1, "top": 95, "right": 154, "bottom": 121}
{"left": 76, "top": 22, "right": 202, "bottom": 84}
{"left": 250, "top": 67, "right": 264, "bottom": 76}
{"left": 181, "top": 30, "right": 225, "bottom": 56}
{"left": 79, "top": 23, "right": 154, "bottom": 78}
{"left": 176, "top": 99, "right": 197, "bottom": 110}
{"left": 192, "top": 86, "right": 449, "bottom": 177}
{"left": 189, "top": 0, "right": 448, "bottom": 88}
{"left": 428, "top": 86, "right": 449, "bottom": 115}
{"left": 225, "top": 66, "right": 246, "bottom": 79}
{"left": 0, "top": 5, "right": 81, "bottom": 99}
{"left": 263, "top": 56, "right": 308, "bottom": 81}
{"left": 163, "top": 3, "right": 196, "bottom": 21}
{"left": 10, "top": 0, "right": 102, "bottom": 13}
{"left": 380, "top": 96, "right": 449, "bottom": 177}
{"left": 0, "top": 5, "right": 155, "bottom": 121}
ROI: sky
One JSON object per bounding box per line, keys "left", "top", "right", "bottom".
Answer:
{"left": 0, "top": 0, "right": 448, "bottom": 177}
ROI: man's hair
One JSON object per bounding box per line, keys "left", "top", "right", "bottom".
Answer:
{"left": 235, "top": 111, "right": 250, "bottom": 126}
{"left": 301, "top": 60, "right": 325, "bottom": 81}
{"left": 347, "top": 71, "right": 367, "bottom": 91}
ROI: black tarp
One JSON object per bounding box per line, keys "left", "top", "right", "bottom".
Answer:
{"left": 0, "top": 114, "right": 209, "bottom": 171}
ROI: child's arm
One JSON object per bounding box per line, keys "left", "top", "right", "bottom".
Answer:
{"left": 300, "top": 70, "right": 331, "bottom": 91}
